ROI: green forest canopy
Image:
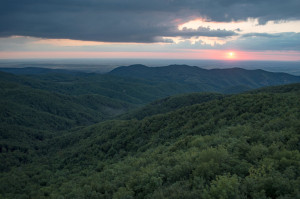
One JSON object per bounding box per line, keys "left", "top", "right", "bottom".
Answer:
{"left": 1, "top": 80, "right": 299, "bottom": 198}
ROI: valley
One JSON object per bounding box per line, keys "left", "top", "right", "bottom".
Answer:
{"left": 0, "top": 66, "right": 300, "bottom": 198}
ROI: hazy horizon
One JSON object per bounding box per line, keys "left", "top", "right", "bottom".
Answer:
{"left": 0, "top": 58, "right": 299, "bottom": 75}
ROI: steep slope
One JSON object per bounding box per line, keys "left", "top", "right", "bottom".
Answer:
{"left": 0, "top": 72, "right": 133, "bottom": 171}
{"left": 248, "top": 82, "right": 300, "bottom": 94}
{"left": 1, "top": 68, "right": 220, "bottom": 172}
{"left": 110, "top": 64, "right": 300, "bottom": 93}
{"left": 0, "top": 72, "right": 135, "bottom": 128}
{"left": 121, "top": 92, "right": 224, "bottom": 120}
{"left": 0, "top": 70, "right": 201, "bottom": 104}
{"left": 1, "top": 83, "right": 299, "bottom": 198}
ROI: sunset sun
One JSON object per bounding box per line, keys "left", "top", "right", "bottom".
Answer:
{"left": 227, "top": 51, "right": 236, "bottom": 59}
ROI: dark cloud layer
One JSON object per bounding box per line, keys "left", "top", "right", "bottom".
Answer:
{"left": 1, "top": 0, "right": 299, "bottom": 42}
{"left": 226, "top": 33, "right": 300, "bottom": 51}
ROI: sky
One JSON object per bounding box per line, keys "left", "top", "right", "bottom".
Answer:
{"left": 0, "top": 0, "right": 300, "bottom": 61}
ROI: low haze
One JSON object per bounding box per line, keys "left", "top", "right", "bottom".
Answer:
{"left": 0, "top": 59, "right": 299, "bottom": 75}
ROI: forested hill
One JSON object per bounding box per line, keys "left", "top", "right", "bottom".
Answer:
{"left": 109, "top": 64, "right": 300, "bottom": 92}
{"left": 120, "top": 92, "right": 224, "bottom": 120}
{"left": 2, "top": 66, "right": 300, "bottom": 95}
{"left": 1, "top": 83, "right": 299, "bottom": 198}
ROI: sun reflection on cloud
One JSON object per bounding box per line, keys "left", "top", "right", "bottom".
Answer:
{"left": 175, "top": 18, "right": 300, "bottom": 48}
{"left": 162, "top": 35, "right": 230, "bottom": 46}
{"left": 178, "top": 18, "right": 300, "bottom": 34}
{"left": 197, "top": 37, "right": 228, "bottom": 46}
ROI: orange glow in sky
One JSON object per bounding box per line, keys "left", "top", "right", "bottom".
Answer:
{"left": 0, "top": 50, "right": 300, "bottom": 61}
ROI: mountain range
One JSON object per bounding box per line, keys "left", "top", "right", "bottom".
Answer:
{"left": 0, "top": 65, "right": 300, "bottom": 198}
{"left": 109, "top": 64, "right": 300, "bottom": 93}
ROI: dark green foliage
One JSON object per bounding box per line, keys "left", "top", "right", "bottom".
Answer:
{"left": 0, "top": 72, "right": 134, "bottom": 172}
{"left": 0, "top": 70, "right": 207, "bottom": 104}
{"left": 248, "top": 82, "right": 300, "bottom": 94}
{"left": 1, "top": 68, "right": 300, "bottom": 198}
{"left": 1, "top": 82, "right": 299, "bottom": 198}
{"left": 110, "top": 65, "right": 300, "bottom": 93}
{"left": 121, "top": 92, "right": 224, "bottom": 120}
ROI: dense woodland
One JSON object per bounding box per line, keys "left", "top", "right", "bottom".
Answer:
{"left": 0, "top": 66, "right": 300, "bottom": 198}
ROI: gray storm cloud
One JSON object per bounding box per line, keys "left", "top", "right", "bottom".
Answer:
{"left": 0, "top": 0, "right": 300, "bottom": 42}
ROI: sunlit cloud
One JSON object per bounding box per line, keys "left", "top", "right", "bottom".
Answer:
{"left": 178, "top": 18, "right": 300, "bottom": 34}
{"left": 33, "top": 39, "right": 106, "bottom": 47}
{"left": 162, "top": 35, "right": 230, "bottom": 47}
{"left": 32, "top": 38, "right": 160, "bottom": 47}
{"left": 173, "top": 18, "right": 300, "bottom": 48}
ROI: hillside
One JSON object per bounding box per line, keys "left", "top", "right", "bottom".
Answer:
{"left": 0, "top": 70, "right": 203, "bottom": 104}
{"left": 2, "top": 65, "right": 300, "bottom": 98}
{"left": 110, "top": 64, "right": 300, "bottom": 93}
{"left": 0, "top": 72, "right": 134, "bottom": 171}
{"left": 0, "top": 68, "right": 220, "bottom": 172}
{"left": 121, "top": 92, "right": 224, "bottom": 120}
{"left": 1, "top": 83, "right": 299, "bottom": 198}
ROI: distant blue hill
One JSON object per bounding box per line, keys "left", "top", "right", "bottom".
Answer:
{"left": 109, "top": 64, "right": 300, "bottom": 93}
{"left": 1, "top": 65, "right": 300, "bottom": 94}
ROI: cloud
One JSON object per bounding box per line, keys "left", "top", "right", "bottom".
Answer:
{"left": 1, "top": 0, "right": 300, "bottom": 43}
{"left": 224, "top": 32, "right": 300, "bottom": 51}
{"left": 169, "top": 27, "right": 237, "bottom": 38}
{"left": 1, "top": 32, "right": 300, "bottom": 53}
{"left": 156, "top": 32, "right": 300, "bottom": 52}
{"left": 241, "top": 33, "right": 281, "bottom": 38}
